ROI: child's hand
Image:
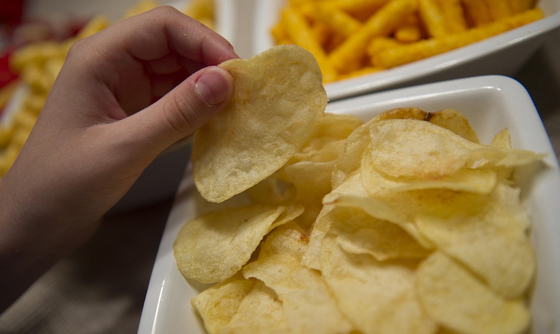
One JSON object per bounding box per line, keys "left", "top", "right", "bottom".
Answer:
{"left": 0, "top": 6, "right": 237, "bottom": 311}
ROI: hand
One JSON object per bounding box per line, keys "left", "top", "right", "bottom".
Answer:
{"left": 0, "top": 6, "right": 237, "bottom": 312}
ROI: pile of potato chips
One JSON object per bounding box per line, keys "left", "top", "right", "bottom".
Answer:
{"left": 271, "top": 0, "right": 543, "bottom": 83}
{"left": 173, "top": 45, "right": 544, "bottom": 334}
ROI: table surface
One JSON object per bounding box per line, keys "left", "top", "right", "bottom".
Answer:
{"left": 1, "top": 1, "right": 559, "bottom": 333}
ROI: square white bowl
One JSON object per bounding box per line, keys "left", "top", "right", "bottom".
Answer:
{"left": 138, "top": 75, "right": 560, "bottom": 334}
{"left": 253, "top": 0, "right": 560, "bottom": 101}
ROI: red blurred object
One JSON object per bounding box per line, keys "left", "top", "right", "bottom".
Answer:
{"left": 0, "top": 0, "right": 24, "bottom": 26}
{"left": 0, "top": 50, "right": 17, "bottom": 88}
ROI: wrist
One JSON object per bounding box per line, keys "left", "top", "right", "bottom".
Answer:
{"left": 0, "top": 176, "right": 100, "bottom": 313}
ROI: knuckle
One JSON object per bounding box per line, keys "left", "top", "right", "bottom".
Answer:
{"left": 163, "top": 92, "right": 204, "bottom": 134}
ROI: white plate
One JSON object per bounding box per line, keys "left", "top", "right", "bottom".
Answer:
{"left": 138, "top": 75, "right": 560, "bottom": 334}
{"left": 253, "top": 0, "right": 560, "bottom": 101}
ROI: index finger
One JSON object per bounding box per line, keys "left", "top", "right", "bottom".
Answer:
{"left": 79, "top": 6, "right": 238, "bottom": 68}
{"left": 128, "top": 6, "right": 238, "bottom": 64}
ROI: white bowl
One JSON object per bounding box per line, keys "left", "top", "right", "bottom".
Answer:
{"left": 138, "top": 75, "right": 560, "bottom": 334}
{"left": 253, "top": 0, "right": 560, "bottom": 101}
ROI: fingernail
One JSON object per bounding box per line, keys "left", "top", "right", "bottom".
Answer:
{"left": 195, "top": 67, "right": 233, "bottom": 106}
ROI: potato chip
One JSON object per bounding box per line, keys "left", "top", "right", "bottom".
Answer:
{"left": 285, "top": 160, "right": 335, "bottom": 206}
{"left": 301, "top": 204, "right": 336, "bottom": 270}
{"left": 331, "top": 121, "right": 372, "bottom": 189}
{"left": 268, "top": 204, "right": 306, "bottom": 232}
{"left": 428, "top": 108, "right": 479, "bottom": 143}
{"left": 305, "top": 113, "right": 364, "bottom": 141}
{"left": 361, "top": 151, "right": 498, "bottom": 195}
{"left": 368, "top": 118, "right": 544, "bottom": 179}
{"left": 244, "top": 254, "right": 354, "bottom": 334}
{"left": 416, "top": 183, "right": 535, "bottom": 299}
{"left": 329, "top": 206, "right": 432, "bottom": 261}
{"left": 491, "top": 128, "right": 512, "bottom": 150}
{"left": 319, "top": 235, "right": 438, "bottom": 334}
{"left": 191, "top": 274, "right": 255, "bottom": 334}
{"left": 323, "top": 171, "right": 426, "bottom": 245}
{"left": 220, "top": 280, "right": 291, "bottom": 334}
{"left": 287, "top": 113, "right": 362, "bottom": 166}
{"left": 417, "top": 252, "right": 531, "bottom": 334}
{"left": 368, "top": 119, "right": 480, "bottom": 179}
{"left": 331, "top": 107, "right": 428, "bottom": 188}
{"left": 192, "top": 45, "right": 327, "bottom": 203}
{"left": 290, "top": 139, "right": 346, "bottom": 164}
{"left": 258, "top": 222, "right": 309, "bottom": 260}
{"left": 246, "top": 176, "right": 296, "bottom": 206}
{"left": 173, "top": 204, "right": 287, "bottom": 283}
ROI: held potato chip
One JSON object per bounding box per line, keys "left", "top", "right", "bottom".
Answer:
{"left": 173, "top": 204, "right": 287, "bottom": 283}
{"left": 192, "top": 45, "right": 327, "bottom": 203}
{"left": 416, "top": 252, "right": 530, "bottom": 334}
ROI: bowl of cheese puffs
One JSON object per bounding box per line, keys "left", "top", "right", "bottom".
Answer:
{"left": 254, "top": 0, "right": 560, "bottom": 100}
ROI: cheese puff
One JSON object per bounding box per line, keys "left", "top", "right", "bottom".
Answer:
{"left": 419, "top": 0, "right": 466, "bottom": 38}
{"left": 10, "top": 127, "right": 32, "bottom": 149}
{"left": 373, "top": 8, "right": 543, "bottom": 68}
{"left": 0, "top": 145, "right": 19, "bottom": 177}
{"left": 328, "top": 0, "right": 418, "bottom": 73}
{"left": 418, "top": 0, "right": 448, "bottom": 38}
{"left": 337, "top": 66, "right": 384, "bottom": 80}
{"left": 395, "top": 23, "right": 422, "bottom": 42}
{"left": 486, "top": 0, "right": 514, "bottom": 20}
{"left": 77, "top": 15, "right": 111, "bottom": 39}
{"left": 438, "top": 0, "right": 467, "bottom": 34}
{"left": 281, "top": 7, "right": 338, "bottom": 82}
{"left": 508, "top": 0, "right": 535, "bottom": 14}
{"left": 311, "top": 21, "right": 333, "bottom": 47}
{"left": 123, "top": 0, "right": 160, "bottom": 19}
{"left": 23, "top": 92, "right": 48, "bottom": 115}
{"left": 314, "top": 4, "right": 362, "bottom": 38}
{"left": 10, "top": 42, "right": 65, "bottom": 72}
{"left": 20, "top": 62, "right": 46, "bottom": 93}
{"left": 462, "top": 0, "right": 493, "bottom": 27}
{"left": 271, "top": 22, "right": 293, "bottom": 45}
{"left": 0, "top": 81, "right": 18, "bottom": 112}
{"left": 327, "top": 0, "right": 391, "bottom": 21}
{"left": 11, "top": 108, "right": 38, "bottom": 131}
{"left": 367, "top": 37, "right": 403, "bottom": 57}
{"left": 0, "top": 126, "right": 13, "bottom": 149}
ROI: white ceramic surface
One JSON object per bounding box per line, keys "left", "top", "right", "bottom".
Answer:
{"left": 138, "top": 75, "right": 560, "bottom": 334}
{"left": 215, "top": 0, "right": 236, "bottom": 45}
{"left": 253, "top": 0, "right": 560, "bottom": 101}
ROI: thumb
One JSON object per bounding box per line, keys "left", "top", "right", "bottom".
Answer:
{"left": 123, "top": 65, "right": 234, "bottom": 153}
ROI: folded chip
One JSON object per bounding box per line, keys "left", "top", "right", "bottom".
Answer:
{"left": 173, "top": 204, "right": 288, "bottom": 283}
